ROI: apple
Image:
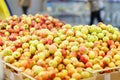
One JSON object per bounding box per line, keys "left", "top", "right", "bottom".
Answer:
{"left": 23, "top": 52, "right": 31, "bottom": 58}
{"left": 108, "top": 62, "right": 115, "bottom": 68}
{"left": 101, "top": 46, "right": 109, "bottom": 53}
{"left": 48, "top": 70, "right": 56, "bottom": 79}
{"left": 43, "top": 50, "right": 50, "bottom": 58}
{"left": 58, "top": 64, "right": 65, "bottom": 71}
{"left": 103, "top": 36, "right": 109, "bottom": 42}
{"left": 30, "top": 40, "right": 39, "bottom": 47}
{"left": 63, "top": 59, "right": 71, "bottom": 65}
{"left": 115, "top": 41, "right": 119, "bottom": 47}
{"left": 102, "top": 30, "right": 108, "bottom": 36}
{"left": 3, "top": 56, "right": 15, "bottom": 63}
{"left": 31, "top": 35, "right": 38, "bottom": 40}
{"left": 62, "top": 24, "right": 71, "bottom": 29}
{"left": 107, "top": 51, "right": 114, "bottom": 57}
{"left": 61, "top": 49, "right": 67, "bottom": 57}
{"left": 47, "top": 35, "right": 54, "bottom": 40}
{"left": 49, "top": 44, "right": 57, "bottom": 54}
{"left": 66, "top": 64, "right": 75, "bottom": 71}
{"left": 115, "top": 60, "right": 120, "bottom": 66}
{"left": 30, "top": 45, "right": 36, "bottom": 54}
{"left": 81, "top": 71, "right": 91, "bottom": 79}
{"left": 16, "top": 48, "right": 23, "bottom": 53}
{"left": 13, "top": 41, "right": 22, "bottom": 49}
{"left": 37, "top": 59, "right": 46, "bottom": 68}
{"left": 38, "top": 71, "right": 50, "bottom": 80}
{"left": 38, "top": 52, "right": 46, "bottom": 60}
{"left": 9, "top": 35, "right": 16, "bottom": 41}
{"left": 85, "top": 62, "right": 93, "bottom": 68}
{"left": 49, "top": 60, "right": 58, "bottom": 67}
{"left": 81, "top": 27, "right": 89, "bottom": 34}
{"left": 22, "top": 43, "right": 29, "bottom": 49}
{"left": 113, "top": 54, "right": 120, "bottom": 61}
{"left": 37, "top": 43, "right": 45, "bottom": 52}
{"left": 66, "top": 29, "right": 74, "bottom": 36}
{"left": 54, "top": 37, "right": 61, "bottom": 44}
{"left": 103, "top": 57, "right": 111, "bottom": 64}
{"left": 62, "top": 40, "right": 69, "bottom": 46}
{"left": 102, "top": 42, "right": 108, "bottom": 47}
{"left": 35, "top": 17, "right": 41, "bottom": 23}
{"left": 70, "top": 57, "right": 80, "bottom": 67}
{"left": 85, "top": 42, "right": 94, "bottom": 48}
{"left": 70, "top": 45, "right": 79, "bottom": 52}
{"left": 99, "top": 51, "right": 105, "bottom": 57}
{"left": 92, "top": 64, "right": 102, "bottom": 70}
{"left": 32, "top": 65, "right": 44, "bottom": 75}
{"left": 80, "top": 54, "right": 89, "bottom": 64}
{"left": 88, "top": 51, "right": 96, "bottom": 59}
{"left": 4, "top": 31, "right": 10, "bottom": 36}
{"left": 32, "top": 55, "right": 39, "bottom": 62}
{"left": 79, "top": 46, "right": 88, "bottom": 54}
{"left": 12, "top": 51, "right": 21, "bottom": 58}
{"left": 72, "top": 72, "right": 81, "bottom": 80}
{"left": 70, "top": 52, "right": 78, "bottom": 57}
{"left": 54, "top": 56, "right": 62, "bottom": 64}
{"left": 54, "top": 50, "right": 62, "bottom": 57}
{"left": 89, "top": 25, "right": 96, "bottom": 33}
{"left": 107, "top": 40, "right": 114, "bottom": 46}
{"left": 76, "top": 37, "right": 84, "bottom": 43}
{"left": 13, "top": 25, "right": 19, "bottom": 32}
{"left": 3, "top": 48, "right": 12, "bottom": 56}
{"left": 59, "top": 34, "right": 66, "bottom": 41}
{"left": 112, "top": 34, "right": 117, "bottom": 41}
{"left": 75, "top": 31, "right": 82, "bottom": 38}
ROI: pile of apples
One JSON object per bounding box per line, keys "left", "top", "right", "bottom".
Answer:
{"left": 1, "top": 14, "right": 120, "bottom": 80}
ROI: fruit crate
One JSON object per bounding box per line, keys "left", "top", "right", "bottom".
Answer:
{"left": 2, "top": 61, "right": 35, "bottom": 80}
{"left": 2, "top": 60, "right": 97, "bottom": 80}
{"left": 85, "top": 67, "right": 120, "bottom": 80}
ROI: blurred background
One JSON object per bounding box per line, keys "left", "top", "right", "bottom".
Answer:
{"left": 1, "top": 0, "right": 120, "bottom": 28}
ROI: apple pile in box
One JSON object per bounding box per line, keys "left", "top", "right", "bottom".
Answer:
{"left": 0, "top": 14, "right": 120, "bottom": 80}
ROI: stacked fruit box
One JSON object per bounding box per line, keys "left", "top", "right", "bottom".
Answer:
{"left": 0, "top": 14, "right": 120, "bottom": 80}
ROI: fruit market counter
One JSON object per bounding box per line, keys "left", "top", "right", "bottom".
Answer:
{"left": 1, "top": 14, "right": 120, "bottom": 80}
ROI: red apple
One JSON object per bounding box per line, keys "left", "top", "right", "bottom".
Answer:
{"left": 80, "top": 54, "right": 89, "bottom": 64}
{"left": 107, "top": 40, "right": 114, "bottom": 46}
{"left": 9, "top": 35, "right": 16, "bottom": 41}
{"left": 79, "top": 46, "right": 88, "bottom": 54}
{"left": 85, "top": 62, "right": 93, "bottom": 68}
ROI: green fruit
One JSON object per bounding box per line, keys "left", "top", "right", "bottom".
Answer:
{"left": 30, "top": 45, "right": 36, "bottom": 54}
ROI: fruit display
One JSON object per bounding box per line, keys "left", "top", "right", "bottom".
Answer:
{"left": 0, "top": 14, "right": 120, "bottom": 80}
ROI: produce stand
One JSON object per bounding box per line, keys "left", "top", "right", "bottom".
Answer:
{"left": 1, "top": 14, "right": 120, "bottom": 80}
